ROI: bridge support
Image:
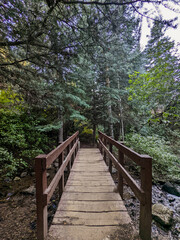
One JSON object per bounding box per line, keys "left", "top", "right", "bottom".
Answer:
{"left": 35, "top": 154, "right": 48, "bottom": 240}
{"left": 139, "top": 156, "right": 152, "bottom": 240}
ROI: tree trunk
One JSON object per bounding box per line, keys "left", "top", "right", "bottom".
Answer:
{"left": 106, "top": 67, "right": 114, "bottom": 138}
{"left": 118, "top": 81, "right": 124, "bottom": 141}
{"left": 93, "top": 124, "right": 96, "bottom": 146}
{"left": 58, "top": 107, "right": 63, "bottom": 144}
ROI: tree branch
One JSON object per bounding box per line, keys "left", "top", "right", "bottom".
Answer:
{"left": 60, "top": 0, "right": 161, "bottom": 6}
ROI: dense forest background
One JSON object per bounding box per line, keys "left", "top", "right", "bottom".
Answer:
{"left": 0, "top": 0, "right": 179, "bottom": 183}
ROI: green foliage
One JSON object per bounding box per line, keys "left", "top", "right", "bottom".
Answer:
{"left": 76, "top": 121, "right": 93, "bottom": 143}
{"left": 0, "top": 147, "right": 27, "bottom": 178}
{"left": 125, "top": 133, "right": 180, "bottom": 182}
{"left": 0, "top": 108, "right": 54, "bottom": 179}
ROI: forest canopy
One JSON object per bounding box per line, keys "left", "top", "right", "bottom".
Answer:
{"left": 0, "top": 0, "right": 180, "bottom": 181}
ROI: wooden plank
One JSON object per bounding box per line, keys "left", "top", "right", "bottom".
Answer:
{"left": 65, "top": 185, "right": 115, "bottom": 193}
{"left": 66, "top": 181, "right": 115, "bottom": 186}
{"left": 47, "top": 225, "right": 138, "bottom": 240}
{"left": 57, "top": 200, "right": 126, "bottom": 212}
{"left": 52, "top": 211, "right": 131, "bottom": 226}
{"left": 67, "top": 176, "right": 114, "bottom": 182}
{"left": 61, "top": 192, "right": 121, "bottom": 201}
{"left": 47, "top": 148, "right": 138, "bottom": 240}
{"left": 69, "top": 171, "right": 111, "bottom": 176}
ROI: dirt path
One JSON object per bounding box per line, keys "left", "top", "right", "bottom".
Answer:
{"left": 0, "top": 186, "right": 37, "bottom": 240}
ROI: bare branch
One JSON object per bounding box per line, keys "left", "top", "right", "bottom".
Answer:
{"left": 60, "top": 0, "right": 162, "bottom": 6}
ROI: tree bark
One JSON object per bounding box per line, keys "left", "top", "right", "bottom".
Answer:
{"left": 106, "top": 67, "right": 114, "bottom": 138}
{"left": 58, "top": 107, "right": 63, "bottom": 144}
{"left": 118, "top": 81, "right": 124, "bottom": 141}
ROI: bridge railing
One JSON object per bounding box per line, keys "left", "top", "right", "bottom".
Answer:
{"left": 35, "top": 131, "right": 79, "bottom": 240}
{"left": 98, "top": 131, "right": 152, "bottom": 240}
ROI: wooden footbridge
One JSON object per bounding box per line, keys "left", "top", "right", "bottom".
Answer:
{"left": 35, "top": 131, "right": 152, "bottom": 240}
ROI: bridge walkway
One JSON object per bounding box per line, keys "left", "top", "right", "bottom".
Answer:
{"left": 47, "top": 148, "right": 138, "bottom": 240}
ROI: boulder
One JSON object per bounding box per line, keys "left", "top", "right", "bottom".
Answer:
{"left": 152, "top": 203, "right": 173, "bottom": 227}
{"left": 162, "top": 182, "right": 180, "bottom": 197}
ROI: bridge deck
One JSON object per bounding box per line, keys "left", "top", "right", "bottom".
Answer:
{"left": 47, "top": 148, "right": 138, "bottom": 240}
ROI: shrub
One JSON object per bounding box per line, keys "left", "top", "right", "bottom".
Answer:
{"left": 0, "top": 147, "right": 27, "bottom": 178}
{"left": 125, "top": 134, "right": 180, "bottom": 182}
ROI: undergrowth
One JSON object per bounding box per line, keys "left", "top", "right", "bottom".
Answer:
{"left": 125, "top": 134, "right": 180, "bottom": 182}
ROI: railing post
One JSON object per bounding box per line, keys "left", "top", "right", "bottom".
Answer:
{"left": 99, "top": 133, "right": 102, "bottom": 154}
{"left": 139, "top": 156, "right": 152, "bottom": 240}
{"left": 118, "top": 149, "right": 124, "bottom": 199}
{"left": 58, "top": 151, "right": 64, "bottom": 200}
{"left": 109, "top": 142, "right": 112, "bottom": 174}
{"left": 66, "top": 143, "right": 71, "bottom": 172}
{"left": 72, "top": 139, "right": 75, "bottom": 166}
{"left": 35, "top": 154, "right": 47, "bottom": 240}
{"left": 104, "top": 138, "right": 107, "bottom": 164}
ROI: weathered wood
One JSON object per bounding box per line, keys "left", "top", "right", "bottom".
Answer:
{"left": 118, "top": 149, "right": 124, "bottom": 199}
{"left": 98, "top": 132, "right": 152, "bottom": 240}
{"left": 109, "top": 142, "right": 112, "bottom": 174}
{"left": 44, "top": 139, "right": 79, "bottom": 204}
{"left": 57, "top": 200, "right": 126, "bottom": 212}
{"left": 35, "top": 154, "right": 48, "bottom": 240}
{"left": 46, "top": 131, "right": 79, "bottom": 167}
{"left": 58, "top": 151, "right": 64, "bottom": 200}
{"left": 53, "top": 211, "right": 131, "bottom": 226}
{"left": 99, "top": 139, "right": 145, "bottom": 203}
{"left": 99, "top": 131, "right": 144, "bottom": 166}
{"left": 35, "top": 132, "right": 79, "bottom": 240}
{"left": 47, "top": 225, "right": 138, "bottom": 240}
{"left": 65, "top": 185, "right": 115, "bottom": 193}
{"left": 139, "top": 156, "right": 152, "bottom": 240}
{"left": 47, "top": 148, "right": 138, "bottom": 240}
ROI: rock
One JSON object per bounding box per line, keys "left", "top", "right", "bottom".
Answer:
{"left": 21, "top": 185, "right": 35, "bottom": 195}
{"left": 20, "top": 172, "right": 27, "bottom": 178}
{"left": 54, "top": 163, "right": 58, "bottom": 168}
{"left": 123, "top": 191, "right": 133, "bottom": 200}
{"left": 167, "top": 195, "right": 175, "bottom": 203}
{"left": 176, "top": 203, "right": 180, "bottom": 214}
{"left": 174, "top": 223, "right": 180, "bottom": 234}
{"left": 47, "top": 165, "right": 52, "bottom": 170}
{"left": 112, "top": 167, "right": 117, "bottom": 174}
{"left": 14, "top": 177, "right": 21, "bottom": 181}
{"left": 31, "top": 172, "right": 35, "bottom": 176}
{"left": 162, "top": 182, "right": 180, "bottom": 197}
{"left": 47, "top": 173, "right": 50, "bottom": 178}
{"left": 152, "top": 203, "right": 173, "bottom": 227}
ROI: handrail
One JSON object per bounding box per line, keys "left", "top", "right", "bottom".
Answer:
{"left": 98, "top": 131, "right": 152, "bottom": 240}
{"left": 35, "top": 131, "right": 79, "bottom": 240}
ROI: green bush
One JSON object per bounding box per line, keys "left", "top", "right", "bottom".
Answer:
{"left": 79, "top": 126, "right": 93, "bottom": 143}
{"left": 0, "top": 147, "right": 27, "bottom": 178}
{"left": 125, "top": 134, "right": 180, "bottom": 182}
{"left": 0, "top": 109, "right": 54, "bottom": 179}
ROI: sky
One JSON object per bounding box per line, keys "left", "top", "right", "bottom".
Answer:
{"left": 140, "top": 3, "right": 180, "bottom": 53}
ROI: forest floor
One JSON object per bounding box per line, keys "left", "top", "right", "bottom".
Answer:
{"left": 0, "top": 147, "right": 179, "bottom": 240}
